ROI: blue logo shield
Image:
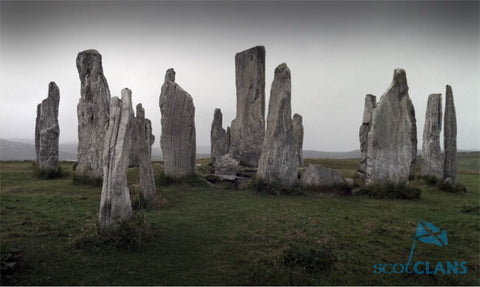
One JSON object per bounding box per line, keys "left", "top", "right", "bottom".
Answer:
{"left": 415, "top": 221, "right": 448, "bottom": 247}
{"left": 407, "top": 219, "right": 448, "bottom": 265}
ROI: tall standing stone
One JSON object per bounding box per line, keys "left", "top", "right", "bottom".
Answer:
{"left": 99, "top": 89, "right": 133, "bottom": 229}
{"left": 35, "top": 82, "right": 60, "bottom": 172}
{"left": 211, "top": 108, "right": 230, "bottom": 162}
{"left": 443, "top": 85, "right": 457, "bottom": 184}
{"left": 76, "top": 49, "right": 111, "bottom": 179}
{"left": 365, "top": 69, "right": 417, "bottom": 185}
{"left": 159, "top": 68, "right": 196, "bottom": 178}
{"left": 358, "top": 94, "right": 376, "bottom": 180}
{"left": 35, "top": 104, "right": 41, "bottom": 166}
{"left": 230, "top": 46, "right": 265, "bottom": 167}
{"left": 293, "top": 113, "right": 304, "bottom": 167}
{"left": 421, "top": 94, "right": 443, "bottom": 180}
{"left": 130, "top": 104, "right": 155, "bottom": 167}
{"left": 257, "top": 63, "right": 298, "bottom": 189}
{"left": 134, "top": 103, "right": 157, "bottom": 201}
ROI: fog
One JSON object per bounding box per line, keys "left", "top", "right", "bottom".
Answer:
{"left": 1, "top": 1, "right": 478, "bottom": 151}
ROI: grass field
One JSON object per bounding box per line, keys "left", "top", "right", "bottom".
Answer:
{"left": 1, "top": 154, "right": 479, "bottom": 285}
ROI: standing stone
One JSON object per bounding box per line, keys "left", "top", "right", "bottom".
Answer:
{"left": 300, "top": 164, "right": 345, "bottom": 189}
{"left": 421, "top": 94, "right": 443, "bottom": 180}
{"left": 35, "top": 82, "right": 60, "bottom": 171}
{"left": 358, "top": 94, "right": 376, "bottom": 180}
{"left": 215, "top": 153, "right": 239, "bottom": 176}
{"left": 145, "top": 119, "right": 155, "bottom": 160}
{"left": 130, "top": 104, "right": 155, "bottom": 167}
{"left": 365, "top": 69, "right": 417, "bottom": 185}
{"left": 443, "top": 85, "right": 457, "bottom": 184}
{"left": 35, "top": 104, "right": 41, "bottom": 166}
{"left": 129, "top": 122, "right": 141, "bottom": 167}
{"left": 135, "top": 103, "right": 157, "bottom": 201}
{"left": 76, "top": 49, "right": 111, "bottom": 179}
{"left": 159, "top": 68, "right": 196, "bottom": 178}
{"left": 99, "top": 89, "right": 134, "bottom": 229}
{"left": 257, "top": 63, "right": 298, "bottom": 189}
{"left": 211, "top": 108, "right": 230, "bottom": 162}
{"left": 230, "top": 46, "right": 266, "bottom": 167}
{"left": 293, "top": 113, "right": 304, "bottom": 167}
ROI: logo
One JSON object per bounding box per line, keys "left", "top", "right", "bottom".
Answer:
{"left": 373, "top": 219, "right": 468, "bottom": 275}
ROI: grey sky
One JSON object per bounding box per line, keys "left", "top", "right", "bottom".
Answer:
{"left": 1, "top": 0, "right": 479, "bottom": 151}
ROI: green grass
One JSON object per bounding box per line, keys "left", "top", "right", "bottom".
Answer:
{"left": 1, "top": 156, "right": 479, "bottom": 285}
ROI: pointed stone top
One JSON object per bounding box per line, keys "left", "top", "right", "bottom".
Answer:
{"left": 136, "top": 103, "right": 145, "bottom": 120}
{"left": 165, "top": 68, "right": 176, "bottom": 83}
{"left": 236, "top": 45, "right": 265, "bottom": 56}
{"left": 76, "top": 49, "right": 104, "bottom": 81}
{"left": 48, "top": 82, "right": 59, "bottom": 100}
{"left": 275, "top": 63, "right": 289, "bottom": 73}
{"left": 78, "top": 49, "right": 101, "bottom": 56}
{"left": 293, "top": 113, "right": 302, "bottom": 122}
{"left": 392, "top": 68, "right": 408, "bottom": 94}
{"left": 121, "top": 88, "right": 131, "bottom": 97}
{"left": 121, "top": 88, "right": 132, "bottom": 107}
{"left": 274, "top": 63, "right": 290, "bottom": 80}
{"left": 393, "top": 68, "right": 407, "bottom": 83}
{"left": 48, "top": 81, "right": 58, "bottom": 89}
{"left": 446, "top": 84, "right": 453, "bottom": 95}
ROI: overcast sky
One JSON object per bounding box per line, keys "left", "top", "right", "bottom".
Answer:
{"left": 1, "top": 0, "right": 479, "bottom": 151}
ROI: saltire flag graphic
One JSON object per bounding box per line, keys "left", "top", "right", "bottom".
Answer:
{"left": 407, "top": 219, "right": 448, "bottom": 265}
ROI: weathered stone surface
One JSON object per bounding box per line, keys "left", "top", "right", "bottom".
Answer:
{"left": 146, "top": 119, "right": 155, "bottom": 158}
{"left": 159, "top": 68, "right": 196, "bottom": 178}
{"left": 443, "top": 85, "right": 457, "bottom": 184}
{"left": 300, "top": 164, "right": 345, "bottom": 188}
{"left": 211, "top": 108, "right": 230, "bottom": 162}
{"left": 358, "top": 94, "right": 376, "bottom": 180}
{"left": 129, "top": 104, "right": 155, "bottom": 167}
{"left": 76, "top": 49, "right": 111, "bottom": 179}
{"left": 35, "top": 104, "right": 41, "bottom": 165}
{"left": 99, "top": 89, "right": 134, "bottom": 229}
{"left": 293, "top": 113, "right": 304, "bottom": 167}
{"left": 214, "top": 153, "right": 239, "bottom": 176}
{"left": 133, "top": 103, "right": 157, "bottom": 201}
{"left": 365, "top": 69, "right": 417, "bottom": 185}
{"left": 35, "top": 82, "right": 60, "bottom": 171}
{"left": 230, "top": 46, "right": 265, "bottom": 167}
{"left": 421, "top": 94, "right": 443, "bottom": 180}
{"left": 257, "top": 63, "right": 298, "bottom": 188}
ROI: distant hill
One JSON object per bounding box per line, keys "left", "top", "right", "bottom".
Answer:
{"left": 0, "top": 139, "right": 77, "bottom": 161}
{"left": 0, "top": 139, "right": 212, "bottom": 161}
{"left": 3, "top": 138, "right": 476, "bottom": 162}
{"left": 303, "top": 149, "right": 361, "bottom": 159}
{"left": 0, "top": 138, "right": 362, "bottom": 161}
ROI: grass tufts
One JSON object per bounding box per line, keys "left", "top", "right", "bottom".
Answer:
{"left": 32, "top": 163, "right": 66, "bottom": 179}
{"left": 156, "top": 171, "right": 208, "bottom": 187}
{"left": 71, "top": 212, "right": 152, "bottom": 251}
{"left": 72, "top": 173, "right": 103, "bottom": 187}
{"left": 419, "top": 175, "right": 440, "bottom": 186}
{"left": 0, "top": 243, "right": 23, "bottom": 285}
{"left": 459, "top": 203, "right": 480, "bottom": 215}
{"left": 130, "top": 185, "right": 167, "bottom": 210}
{"left": 249, "top": 178, "right": 303, "bottom": 195}
{"left": 437, "top": 180, "right": 467, "bottom": 193}
{"left": 354, "top": 182, "right": 421, "bottom": 200}
{"left": 282, "top": 245, "right": 335, "bottom": 273}
{"left": 301, "top": 183, "right": 353, "bottom": 196}
{"left": 419, "top": 175, "right": 468, "bottom": 193}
